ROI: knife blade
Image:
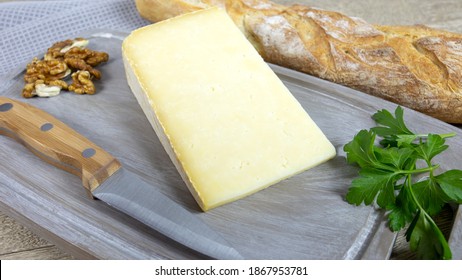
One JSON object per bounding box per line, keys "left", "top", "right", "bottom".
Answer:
{"left": 0, "top": 97, "right": 242, "bottom": 260}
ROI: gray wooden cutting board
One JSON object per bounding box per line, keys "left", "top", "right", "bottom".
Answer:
{"left": 0, "top": 30, "right": 460, "bottom": 259}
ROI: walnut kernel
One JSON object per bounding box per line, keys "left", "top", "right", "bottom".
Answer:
{"left": 68, "top": 71, "right": 95, "bottom": 95}
{"left": 22, "top": 79, "right": 67, "bottom": 98}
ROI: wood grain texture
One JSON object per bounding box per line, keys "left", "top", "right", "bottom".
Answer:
{"left": 0, "top": 96, "right": 122, "bottom": 194}
{"left": 1, "top": 0, "right": 462, "bottom": 260}
{"left": 0, "top": 213, "right": 48, "bottom": 255}
{"left": 1, "top": 246, "right": 73, "bottom": 260}
{"left": 0, "top": 213, "right": 73, "bottom": 260}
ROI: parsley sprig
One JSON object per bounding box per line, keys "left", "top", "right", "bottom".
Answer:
{"left": 344, "top": 106, "right": 462, "bottom": 259}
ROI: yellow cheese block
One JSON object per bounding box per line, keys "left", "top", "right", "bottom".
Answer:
{"left": 122, "top": 8, "right": 336, "bottom": 211}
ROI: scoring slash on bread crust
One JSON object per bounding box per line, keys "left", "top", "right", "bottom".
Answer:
{"left": 135, "top": 0, "right": 462, "bottom": 123}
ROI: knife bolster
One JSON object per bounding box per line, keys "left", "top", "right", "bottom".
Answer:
{"left": 84, "top": 158, "right": 122, "bottom": 196}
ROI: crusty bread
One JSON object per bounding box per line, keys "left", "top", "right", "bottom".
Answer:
{"left": 135, "top": 0, "right": 462, "bottom": 123}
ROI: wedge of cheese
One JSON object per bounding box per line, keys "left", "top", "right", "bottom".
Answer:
{"left": 122, "top": 8, "right": 336, "bottom": 211}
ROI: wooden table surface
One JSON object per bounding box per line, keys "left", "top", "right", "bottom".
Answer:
{"left": 1, "top": 0, "right": 461, "bottom": 260}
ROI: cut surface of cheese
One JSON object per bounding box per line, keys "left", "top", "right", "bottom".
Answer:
{"left": 122, "top": 7, "right": 336, "bottom": 211}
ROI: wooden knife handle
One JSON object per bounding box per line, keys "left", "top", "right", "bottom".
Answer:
{"left": 0, "top": 97, "right": 121, "bottom": 197}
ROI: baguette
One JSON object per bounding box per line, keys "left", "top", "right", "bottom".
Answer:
{"left": 135, "top": 0, "right": 462, "bottom": 123}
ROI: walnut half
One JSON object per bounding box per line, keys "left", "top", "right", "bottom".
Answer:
{"left": 68, "top": 71, "right": 95, "bottom": 95}
{"left": 22, "top": 80, "right": 68, "bottom": 98}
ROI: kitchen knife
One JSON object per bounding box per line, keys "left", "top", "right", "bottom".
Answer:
{"left": 0, "top": 96, "right": 242, "bottom": 260}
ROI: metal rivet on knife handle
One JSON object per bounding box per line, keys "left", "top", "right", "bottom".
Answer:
{"left": 0, "top": 102, "right": 13, "bottom": 112}
{"left": 0, "top": 96, "right": 122, "bottom": 197}
{"left": 82, "top": 148, "right": 96, "bottom": 158}
{"left": 40, "top": 123, "right": 53, "bottom": 131}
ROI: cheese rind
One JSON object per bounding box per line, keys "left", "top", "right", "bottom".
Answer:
{"left": 122, "top": 8, "right": 336, "bottom": 211}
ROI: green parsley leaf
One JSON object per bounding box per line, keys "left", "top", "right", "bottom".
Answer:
{"left": 435, "top": 170, "right": 462, "bottom": 203}
{"left": 413, "top": 134, "right": 448, "bottom": 163}
{"left": 374, "top": 146, "right": 415, "bottom": 170}
{"left": 343, "top": 130, "right": 399, "bottom": 173}
{"left": 387, "top": 185, "right": 416, "bottom": 231}
{"left": 371, "top": 106, "right": 414, "bottom": 137}
{"left": 346, "top": 168, "right": 397, "bottom": 208}
{"left": 343, "top": 129, "right": 378, "bottom": 168}
{"left": 412, "top": 178, "right": 447, "bottom": 216}
{"left": 395, "top": 134, "right": 419, "bottom": 147}
{"left": 344, "top": 106, "right": 461, "bottom": 259}
{"left": 406, "top": 209, "right": 452, "bottom": 260}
